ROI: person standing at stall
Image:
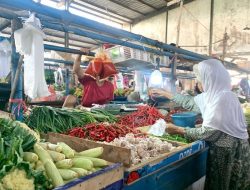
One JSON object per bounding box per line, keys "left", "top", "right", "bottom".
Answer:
{"left": 150, "top": 59, "right": 250, "bottom": 190}
{"left": 63, "top": 49, "right": 117, "bottom": 107}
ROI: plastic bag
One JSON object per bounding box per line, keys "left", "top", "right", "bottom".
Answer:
{"left": 148, "top": 119, "right": 167, "bottom": 136}
{"left": 102, "top": 61, "right": 117, "bottom": 79}
{"left": 85, "top": 58, "right": 103, "bottom": 78}
{"left": 0, "top": 39, "right": 11, "bottom": 78}
{"left": 148, "top": 70, "right": 163, "bottom": 89}
{"left": 14, "top": 28, "right": 32, "bottom": 55}
{"left": 85, "top": 51, "right": 117, "bottom": 80}
{"left": 15, "top": 14, "right": 49, "bottom": 99}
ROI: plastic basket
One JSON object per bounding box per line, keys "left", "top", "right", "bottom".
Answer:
{"left": 171, "top": 112, "right": 197, "bottom": 128}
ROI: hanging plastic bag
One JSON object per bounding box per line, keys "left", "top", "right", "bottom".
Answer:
{"left": 148, "top": 70, "right": 163, "bottom": 89}
{"left": 15, "top": 13, "right": 49, "bottom": 99}
{"left": 14, "top": 28, "right": 32, "bottom": 55}
{"left": 0, "top": 39, "right": 11, "bottom": 78}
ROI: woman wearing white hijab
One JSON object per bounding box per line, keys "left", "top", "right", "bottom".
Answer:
{"left": 151, "top": 59, "right": 250, "bottom": 190}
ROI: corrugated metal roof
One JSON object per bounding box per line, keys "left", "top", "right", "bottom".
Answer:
{"left": 82, "top": 0, "right": 143, "bottom": 19}
{"left": 0, "top": 0, "right": 176, "bottom": 51}
{"left": 141, "top": 0, "right": 168, "bottom": 9}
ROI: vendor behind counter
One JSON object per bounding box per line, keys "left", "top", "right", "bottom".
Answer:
{"left": 63, "top": 49, "right": 118, "bottom": 108}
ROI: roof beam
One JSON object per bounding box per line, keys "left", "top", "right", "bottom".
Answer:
{"left": 72, "top": 0, "right": 132, "bottom": 23}
{"left": 132, "top": 0, "right": 195, "bottom": 24}
{"left": 108, "top": 0, "right": 145, "bottom": 16}
{"left": 44, "top": 29, "right": 99, "bottom": 45}
{"left": 136, "top": 0, "right": 157, "bottom": 10}
{"left": 75, "top": 0, "right": 133, "bottom": 21}
{"left": 0, "top": 20, "right": 11, "bottom": 31}
{"left": 70, "top": 3, "right": 123, "bottom": 25}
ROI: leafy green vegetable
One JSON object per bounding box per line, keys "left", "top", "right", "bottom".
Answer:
{"left": 0, "top": 118, "right": 50, "bottom": 190}
{"left": 0, "top": 118, "right": 37, "bottom": 151}
{"left": 161, "top": 134, "right": 189, "bottom": 143}
{"left": 25, "top": 106, "right": 117, "bottom": 133}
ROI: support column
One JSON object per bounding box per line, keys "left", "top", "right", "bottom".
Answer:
{"left": 208, "top": 0, "right": 214, "bottom": 56}
{"left": 10, "top": 18, "right": 23, "bottom": 120}
{"left": 65, "top": 0, "right": 70, "bottom": 94}
{"left": 165, "top": 8, "right": 168, "bottom": 43}
{"left": 171, "top": 0, "right": 184, "bottom": 93}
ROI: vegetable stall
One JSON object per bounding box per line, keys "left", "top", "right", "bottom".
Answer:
{"left": 1, "top": 104, "right": 208, "bottom": 190}
{"left": 0, "top": 1, "right": 214, "bottom": 189}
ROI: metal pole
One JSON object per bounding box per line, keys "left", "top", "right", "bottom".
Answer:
{"left": 65, "top": 68, "right": 69, "bottom": 95}
{"left": 208, "top": 0, "right": 214, "bottom": 56}
{"left": 10, "top": 18, "right": 23, "bottom": 121}
{"left": 44, "top": 44, "right": 95, "bottom": 56}
{"left": 171, "top": 0, "right": 184, "bottom": 93}
{"left": 64, "top": 0, "right": 69, "bottom": 48}
{"left": 8, "top": 55, "right": 23, "bottom": 111}
{"left": 165, "top": 8, "right": 168, "bottom": 43}
{"left": 44, "top": 58, "right": 87, "bottom": 65}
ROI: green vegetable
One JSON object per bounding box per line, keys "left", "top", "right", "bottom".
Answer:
{"left": 23, "top": 152, "right": 39, "bottom": 163}
{"left": 161, "top": 134, "right": 189, "bottom": 143}
{"left": 0, "top": 119, "right": 50, "bottom": 190}
{"left": 76, "top": 157, "right": 108, "bottom": 167}
{"left": 0, "top": 118, "right": 37, "bottom": 151}
{"left": 76, "top": 147, "right": 103, "bottom": 158}
{"left": 58, "top": 169, "right": 78, "bottom": 180}
{"left": 25, "top": 106, "right": 117, "bottom": 133}
{"left": 70, "top": 168, "right": 88, "bottom": 176}
{"left": 34, "top": 144, "right": 52, "bottom": 163}
{"left": 55, "top": 159, "right": 73, "bottom": 169}
{"left": 35, "top": 161, "right": 45, "bottom": 171}
{"left": 57, "top": 142, "right": 75, "bottom": 158}
{"left": 47, "top": 150, "right": 65, "bottom": 162}
{"left": 47, "top": 143, "right": 62, "bottom": 152}
{"left": 72, "top": 158, "right": 93, "bottom": 170}
{"left": 44, "top": 160, "right": 64, "bottom": 187}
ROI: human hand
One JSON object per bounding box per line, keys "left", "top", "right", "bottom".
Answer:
{"left": 149, "top": 88, "right": 173, "bottom": 99}
{"left": 166, "top": 123, "right": 185, "bottom": 135}
{"left": 80, "top": 48, "right": 90, "bottom": 54}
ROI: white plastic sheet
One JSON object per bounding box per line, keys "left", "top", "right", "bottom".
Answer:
{"left": 14, "top": 14, "right": 49, "bottom": 99}
{"left": 0, "top": 39, "right": 11, "bottom": 78}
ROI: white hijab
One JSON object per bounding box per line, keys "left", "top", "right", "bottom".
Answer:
{"left": 194, "top": 59, "right": 248, "bottom": 139}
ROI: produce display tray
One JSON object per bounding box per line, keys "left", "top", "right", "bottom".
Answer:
{"left": 45, "top": 133, "right": 132, "bottom": 167}
{"left": 44, "top": 133, "right": 207, "bottom": 190}
{"left": 44, "top": 133, "right": 200, "bottom": 169}
{"left": 53, "top": 163, "right": 123, "bottom": 190}
{"left": 124, "top": 140, "right": 206, "bottom": 176}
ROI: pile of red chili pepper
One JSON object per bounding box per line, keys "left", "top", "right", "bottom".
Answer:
{"left": 67, "top": 123, "right": 143, "bottom": 142}
{"left": 117, "top": 105, "right": 164, "bottom": 128}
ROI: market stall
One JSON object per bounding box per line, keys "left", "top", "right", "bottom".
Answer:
{"left": 2, "top": 1, "right": 250, "bottom": 190}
